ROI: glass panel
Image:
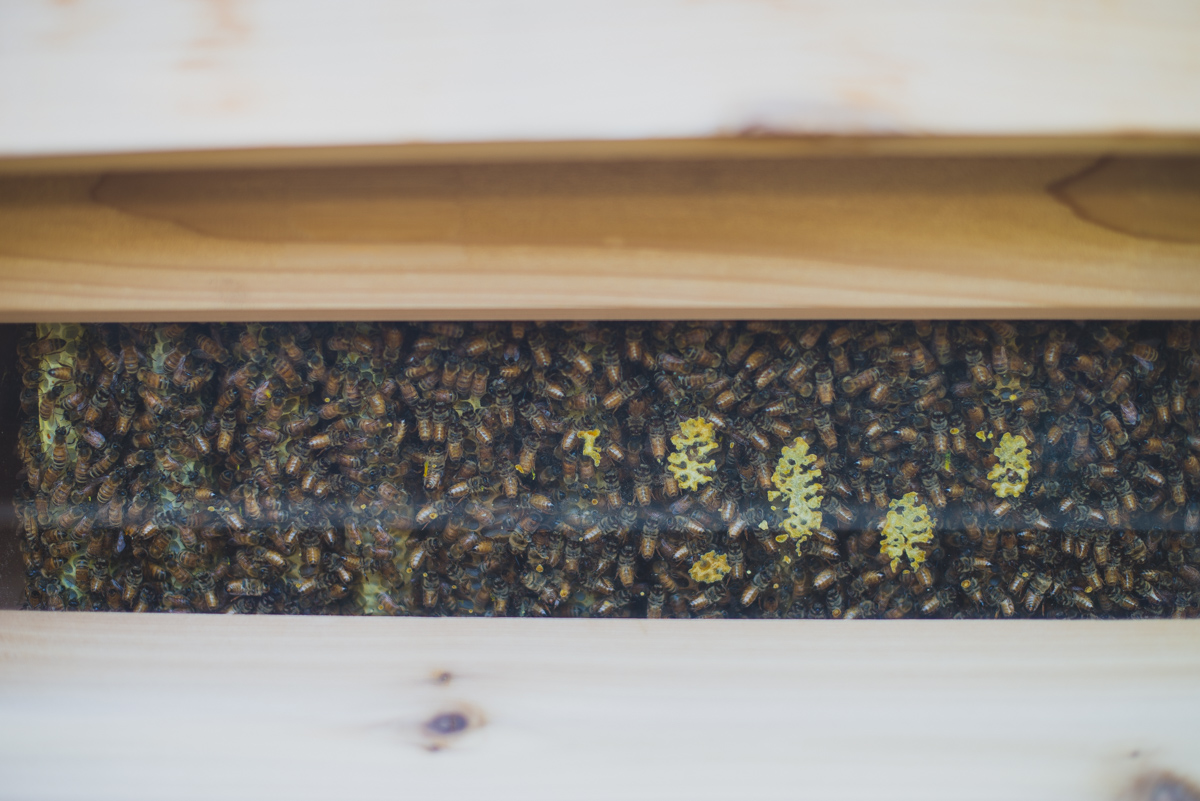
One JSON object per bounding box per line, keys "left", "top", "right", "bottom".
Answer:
{"left": 4, "top": 321, "right": 1198, "bottom": 618}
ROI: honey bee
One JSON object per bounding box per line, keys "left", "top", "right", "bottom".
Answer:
{"left": 911, "top": 589, "right": 946, "bottom": 616}
{"left": 96, "top": 467, "right": 125, "bottom": 505}
{"left": 28, "top": 336, "right": 68, "bottom": 357}
{"left": 813, "top": 366, "right": 835, "bottom": 406}
{"left": 1107, "top": 588, "right": 1139, "bottom": 612}
{"left": 226, "top": 578, "right": 266, "bottom": 597}
{"left": 810, "top": 563, "right": 847, "bottom": 593}
{"left": 964, "top": 348, "right": 993, "bottom": 387}
{"left": 959, "top": 577, "right": 984, "bottom": 606}
{"left": 193, "top": 334, "right": 229, "bottom": 364}
{"left": 131, "top": 586, "right": 155, "bottom": 613}
{"left": 418, "top": 571, "right": 441, "bottom": 608}
{"left": 194, "top": 573, "right": 220, "bottom": 611}
{"left": 733, "top": 566, "right": 769, "bottom": 607}
{"left": 521, "top": 331, "right": 550, "bottom": 369}
{"left": 983, "top": 584, "right": 1015, "bottom": 617}
{"left": 36, "top": 385, "right": 64, "bottom": 422}
{"left": 609, "top": 543, "right": 636, "bottom": 587}
{"left": 1022, "top": 573, "right": 1052, "bottom": 614}
{"left": 919, "top": 471, "right": 947, "bottom": 510}
{"left": 681, "top": 585, "right": 718, "bottom": 612}
{"left": 446, "top": 476, "right": 486, "bottom": 502}
{"left": 49, "top": 427, "right": 70, "bottom": 473}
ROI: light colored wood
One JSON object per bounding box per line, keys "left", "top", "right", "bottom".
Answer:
{"left": 1, "top": 613, "right": 1198, "bottom": 801}
{"left": 4, "top": 136, "right": 1200, "bottom": 175}
{"left": 1, "top": 156, "right": 1199, "bottom": 322}
{"left": 2, "top": 1, "right": 1200, "bottom": 160}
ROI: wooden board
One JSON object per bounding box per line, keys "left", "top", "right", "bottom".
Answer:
{"left": 2, "top": 1, "right": 1200, "bottom": 159}
{"left": 1, "top": 613, "right": 1198, "bottom": 801}
{"left": 0, "top": 156, "right": 1199, "bottom": 322}
{"left": 5, "top": 136, "right": 1200, "bottom": 175}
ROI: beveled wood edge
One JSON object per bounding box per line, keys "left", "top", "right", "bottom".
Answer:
{"left": 3, "top": 135, "right": 1200, "bottom": 175}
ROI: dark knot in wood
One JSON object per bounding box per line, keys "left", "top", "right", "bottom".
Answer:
{"left": 426, "top": 712, "right": 469, "bottom": 735}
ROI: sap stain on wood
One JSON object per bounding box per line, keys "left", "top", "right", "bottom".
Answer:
{"left": 1049, "top": 157, "right": 1200, "bottom": 246}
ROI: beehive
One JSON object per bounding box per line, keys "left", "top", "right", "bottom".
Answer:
{"left": 10, "top": 320, "right": 1200, "bottom": 622}
{"left": 2, "top": 3, "right": 1200, "bottom": 799}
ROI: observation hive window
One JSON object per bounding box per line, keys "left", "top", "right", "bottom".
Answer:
{"left": 9, "top": 319, "right": 1200, "bottom": 619}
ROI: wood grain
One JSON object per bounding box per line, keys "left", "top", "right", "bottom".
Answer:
{"left": 2, "top": 1, "right": 1200, "bottom": 159}
{"left": 4, "top": 135, "right": 1200, "bottom": 175}
{"left": 0, "top": 157, "right": 1198, "bottom": 321}
{"left": 1, "top": 613, "right": 1198, "bottom": 801}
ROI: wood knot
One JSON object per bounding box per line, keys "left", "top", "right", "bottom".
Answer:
{"left": 425, "top": 712, "right": 469, "bottom": 736}
{"left": 1122, "top": 772, "right": 1200, "bottom": 801}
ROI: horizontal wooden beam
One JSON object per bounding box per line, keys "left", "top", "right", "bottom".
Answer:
{"left": 2, "top": 1, "right": 1199, "bottom": 159}
{"left": 1, "top": 613, "right": 1198, "bottom": 801}
{"left": 3, "top": 136, "right": 1200, "bottom": 175}
{"left": 0, "top": 156, "right": 1198, "bottom": 321}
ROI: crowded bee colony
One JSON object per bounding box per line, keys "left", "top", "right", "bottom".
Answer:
{"left": 10, "top": 320, "right": 1200, "bottom": 618}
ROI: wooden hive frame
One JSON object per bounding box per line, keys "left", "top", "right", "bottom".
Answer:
{"left": 2, "top": 3, "right": 1200, "bottom": 799}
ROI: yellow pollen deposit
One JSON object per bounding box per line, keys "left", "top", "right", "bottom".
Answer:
{"left": 579, "top": 429, "right": 602, "bottom": 466}
{"left": 667, "top": 417, "right": 718, "bottom": 491}
{"left": 689, "top": 550, "right": 731, "bottom": 583}
{"left": 991, "top": 374, "right": 1026, "bottom": 403}
{"left": 988, "top": 432, "right": 1031, "bottom": 498}
{"left": 768, "top": 437, "right": 824, "bottom": 546}
{"left": 880, "top": 492, "right": 934, "bottom": 572}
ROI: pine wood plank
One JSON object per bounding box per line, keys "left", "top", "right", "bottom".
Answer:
{"left": 1, "top": 613, "right": 1198, "bottom": 801}
{"left": 0, "top": 156, "right": 1198, "bottom": 322}
{"left": 3, "top": 136, "right": 1200, "bottom": 175}
{"left": 2, "top": 1, "right": 1200, "bottom": 159}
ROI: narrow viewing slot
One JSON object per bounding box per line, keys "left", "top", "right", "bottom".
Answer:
{"left": 5, "top": 320, "right": 1198, "bottom": 619}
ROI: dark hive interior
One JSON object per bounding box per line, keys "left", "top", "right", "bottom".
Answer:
{"left": 6, "top": 320, "right": 1200, "bottom": 618}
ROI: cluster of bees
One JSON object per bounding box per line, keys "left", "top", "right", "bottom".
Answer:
{"left": 11, "top": 319, "right": 1200, "bottom": 618}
